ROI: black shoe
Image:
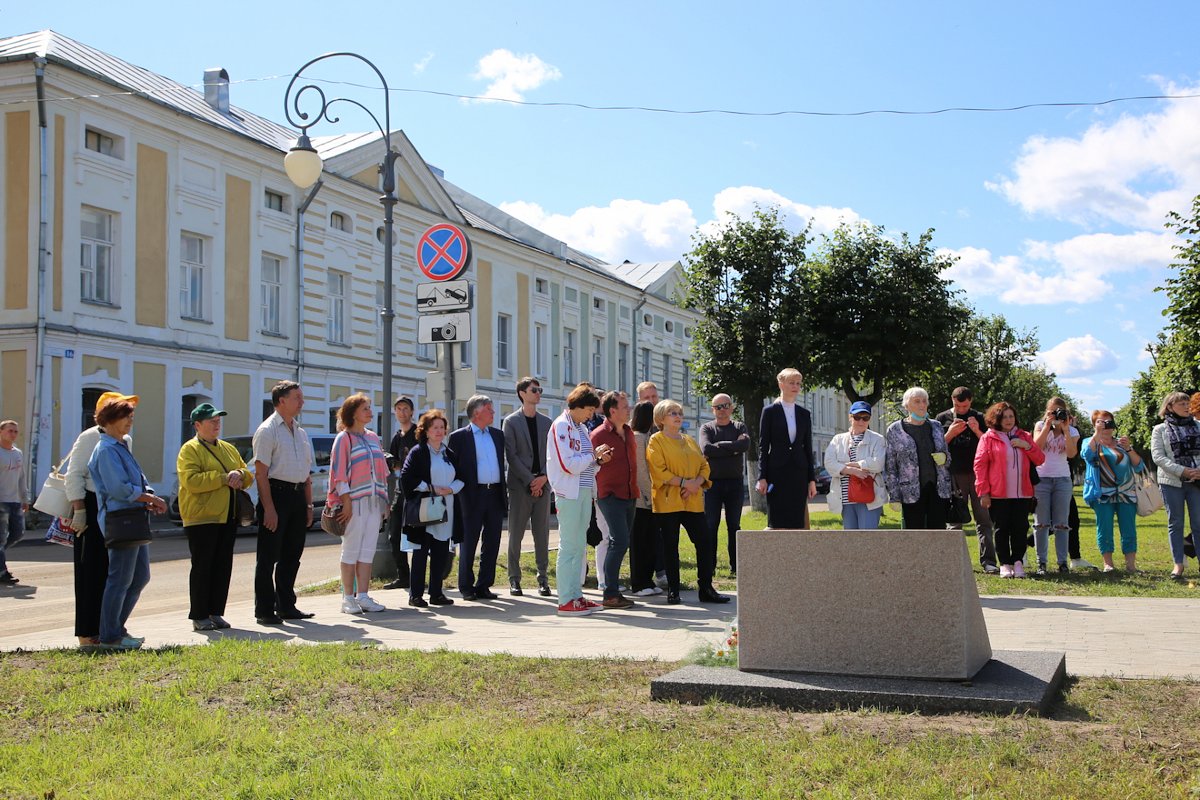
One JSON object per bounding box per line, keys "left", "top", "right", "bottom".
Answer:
{"left": 1035, "top": 562, "right": 1048, "bottom": 577}
{"left": 1170, "top": 572, "right": 1185, "bottom": 582}
{"left": 666, "top": 592, "right": 681, "bottom": 605}
{"left": 460, "top": 590, "right": 478, "bottom": 602}
{"left": 475, "top": 588, "right": 499, "bottom": 600}
{"left": 279, "top": 609, "right": 315, "bottom": 620}
{"left": 256, "top": 615, "right": 283, "bottom": 625}
{"left": 509, "top": 580, "right": 523, "bottom": 596}
{"left": 383, "top": 578, "right": 408, "bottom": 590}
{"left": 209, "top": 615, "right": 231, "bottom": 629}
{"left": 409, "top": 596, "right": 429, "bottom": 608}
{"left": 1057, "top": 562, "right": 1070, "bottom": 574}
{"left": 698, "top": 587, "right": 731, "bottom": 603}
{"left": 429, "top": 595, "right": 454, "bottom": 606}
{"left": 537, "top": 582, "right": 552, "bottom": 597}
{"left": 192, "top": 618, "right": 217, "bottom": 631}
{"left": 0, "top": 571, "right": 18, "bottom": 585}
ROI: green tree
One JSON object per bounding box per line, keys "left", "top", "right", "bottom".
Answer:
{"left": 805, "top": 222, "right": 968, "bottom": 406}
{"left": 917, "top": 313, "right": 1041, "bottom": 412}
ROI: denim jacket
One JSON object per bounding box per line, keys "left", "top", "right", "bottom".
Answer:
{"left": 88, "top": 433, "right": 149, "bottom": 530}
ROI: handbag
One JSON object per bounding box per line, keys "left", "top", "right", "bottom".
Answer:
{"left": 321, "top": 504, "right": 346, "bottom": 537}
{"left": 103, "top": 505, "right": 152, "bottom": 548}
{"left": 1133, "top": 470, "right": 1164, "bottom": 517}
{"left": 44, "top": 516, "right": 75, "bottom": 547}
{"left": 1184, "top": 532, "right": 1196, "bottom": 560}
{"left": 947, "top": 489, "right": 972, "bottom": 525}
{"left": 33, "top": 455, "right": 72, "bottom": 519}
{"left": 847, "top": 474, "right": 875, "bottom": 504}
{"left": 404, "top": 493, "right": 447, "bottom": 527}
{"left": 199, "top": 440, "right": 255, "bottom": 527}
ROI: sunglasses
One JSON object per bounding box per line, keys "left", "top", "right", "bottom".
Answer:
{"left": 712, "top": 403, "right": 732, "bottom": 410}
{"left": 851, "top": 414, "right": 871, "bottom": 421}
{"left": 525, "top": 387, "right": 543, "bottom": 394}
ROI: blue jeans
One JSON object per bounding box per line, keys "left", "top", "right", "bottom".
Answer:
{"left": 555, "top": 489, "right": 592, "bottom": 603}
{"left": 1034, "top": 476, "right": 1073, "bottom": 566}
{"left": 596, "top": 495, "right": 635, "bottom": 599}
{"left": 1161, "top": 482, "right": 1200, "bottom": 565}
{"left": 1093, "top": 501, "right": 1137, "bottom": 556}
{"left": 99, "top": 544, "right": 150, "bottom": 642}
{"left": 0, "top": 502, "right": 24, "bottom": 575}
{"left": 840, "top": 502, "right": 882, "bottom": 530}
{"left": 704, "top": 477, "right": 744, "bottom": 570}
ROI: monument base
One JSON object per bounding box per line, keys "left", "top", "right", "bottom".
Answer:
{"left": 651, "top": 650, "right": 1066, "bottom": 716}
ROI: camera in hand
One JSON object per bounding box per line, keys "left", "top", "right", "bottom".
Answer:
{"left": 1096, "top": 419, "right": 1116, "bottom": 430}
{"left": 431, "top": 323, "right": 457, "bottom": 342}
{"left": 1053, "top": 408, "right": 1069, "bottom": 421}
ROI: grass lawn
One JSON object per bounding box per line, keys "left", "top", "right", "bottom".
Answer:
{"left": 2, "top": 642, "right": 1198, "bottom": 799}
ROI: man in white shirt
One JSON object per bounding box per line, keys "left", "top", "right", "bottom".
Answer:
{"left": 0, "top": 420, "right": 28, "bottom": 585}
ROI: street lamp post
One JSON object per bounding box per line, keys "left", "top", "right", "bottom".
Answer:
{"left": 283, "top": 52, "right": 399, "bottom": 446}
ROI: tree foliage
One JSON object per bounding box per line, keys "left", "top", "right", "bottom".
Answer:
{"left": 805, "top": 223, "right": 968, "bottom": 406}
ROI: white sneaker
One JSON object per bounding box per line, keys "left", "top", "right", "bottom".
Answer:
{"left": 1070, "top": 558, "right": 1098, "bottom": 571}
{"left": 655, "top": 573, "right": 669, "bottom": 590}
{"left": 340, "top": 596, "right": 363, "bottom": 614}
{"left": 356, "top": 594, "right": 385, "bottom": 613}
{"left": 632, "top": 587, "right": 658, "bottom": 597}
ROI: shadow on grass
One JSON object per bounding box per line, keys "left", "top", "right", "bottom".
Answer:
{"left": 1046, "top": 676, "right": 1095, "bottom": 722}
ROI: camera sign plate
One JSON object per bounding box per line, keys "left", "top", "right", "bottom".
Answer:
{"left": 417, "top": 311, "right": 472, "bottom": 344}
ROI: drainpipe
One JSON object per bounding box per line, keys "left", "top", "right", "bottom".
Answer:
{"left": 293, "top": 180, "right": 323, "bottom": 387}
{"left": 29, "top": 57, "right": 49, "bottom": 495}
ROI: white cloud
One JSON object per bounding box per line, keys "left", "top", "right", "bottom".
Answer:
{"left": 704, "top": 186, "right": 864, "bottom": 239}
{"left": 1103, "top": 378, "right": 1131, "bottom": 387}
{"left": 1119, "top": 320, "right": 1137, "bottom": 332}
{"left": 988, "top": 81, "right": 1200, "bottom": 229}
{"left": 1060, "top": 377, "right": 1094, "bottom": 386}
{"left": 499, "top": 198, "right": 696, "bottom": 263}
{"left": 412, "top": 53, "right": 434, "bottom": 74}
{"left": 470, "top": 49, "right": 561, "bottom": 102}
{"left": 1037, "top": 335, "right": 1119, "bottom": 377}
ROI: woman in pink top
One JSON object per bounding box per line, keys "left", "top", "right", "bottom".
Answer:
{"left": 974, "top": 402, "right": 1045, "bottom": 578}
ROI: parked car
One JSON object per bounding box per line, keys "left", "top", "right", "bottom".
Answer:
{"left": 169, "top": 432, "right": 336, "bottom": 530}
{"left": 814, "top": 465, "right": 833, "bottom": 496}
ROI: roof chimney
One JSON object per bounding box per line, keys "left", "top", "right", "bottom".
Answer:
{"left": 203, "top": 68, "right": 230, "bottom": 114}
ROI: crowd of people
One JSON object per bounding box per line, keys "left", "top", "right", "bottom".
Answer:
{"left": 2, "top": 369, "right": 1198, "bottom": 652}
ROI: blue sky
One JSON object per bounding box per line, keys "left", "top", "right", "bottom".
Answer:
{"left": 9, "top": 1, "right": 1200, "bottom": 413}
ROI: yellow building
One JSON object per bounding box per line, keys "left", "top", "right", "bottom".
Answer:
{"left": 0, "top": 30, "right": 703, "bottom": 494}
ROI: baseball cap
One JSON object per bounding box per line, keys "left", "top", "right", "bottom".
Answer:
{"left": 95, "top": 391, "right": 139, "bottom": 412}
{"left": 849, "top": 401, "right": 873, "bottom": 415}
{"left": 190, "top": 403, "right": 227, "bottom": 422}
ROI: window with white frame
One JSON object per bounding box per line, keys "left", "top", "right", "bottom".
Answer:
{"left": 563, "top": 329, "right": 576, "bottom": 385}
{"left": 84, "top": 127, "right": 120, "bottom": 158}
{"left": 260, "top": 254, "right": 283, "bottom": 334}
{"left": 662, "top": 353, "right": 672, "bottom": 398}
{"left": 327, "top": 270, "right": 347, "bottom": 343}
{"left": 330, "top": 211, "right": 349, "bottom": 232}
{"left": 535, "top": 278, "right": 548, "bottom": 295}
{"left": 180, "top": 233, "right": 207, "bottom": 320}
{"left": 416, "top": 341, "right": 435, "bottom": 362}
{"left": 264, "top": 189, "right": 285, "bottom": 212}
{"left": 80, "top": 207, "right": 114, "bottom": 304}
{"left": 535, "top": 324, "right": 547, "bottom": 378}
{"left": 497, "top": 313, "right": 511, "bottom": 373}
{"left": 592, "top": 337, "right": 603, "bottom": 387}
{"left": 592, "top": 296, "right": 604, "bottom": 312}
{"left": 618, "top": 343, "right": 628, "bottom": 392}
{"left": 641, "top": 348, "right": 651, "bottom": 382}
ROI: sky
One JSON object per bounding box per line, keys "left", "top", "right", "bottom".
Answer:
{"left": 6, "top": 1, "right": 1200, "bottom": 414}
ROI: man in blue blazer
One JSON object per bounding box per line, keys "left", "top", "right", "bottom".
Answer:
{"left": 449, "top": 394, "right": 508, "bottom": 600}
{"left": 756, "top": 368, "right": 817, "bottom": 529}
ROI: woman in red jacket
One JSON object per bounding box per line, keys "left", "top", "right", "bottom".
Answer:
{"left": 974, "top": 402, "right": 1045, "bottom": 578}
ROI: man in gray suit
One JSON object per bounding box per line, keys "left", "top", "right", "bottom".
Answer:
{"left": 503, "top": 376, "right": 553, "bottom": 597}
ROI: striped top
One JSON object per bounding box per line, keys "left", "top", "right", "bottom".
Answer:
{"left": 840, "top": 432, "right": 865, "bottom": 504}
{"left": 576, "top": 422, "right": 597, "bottom": 490}
{"left": 328, "top": 429, "right": 389, "bottom": 505}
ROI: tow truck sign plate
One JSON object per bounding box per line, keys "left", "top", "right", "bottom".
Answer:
{"left": 416, "top": 280, "right": 470, "bottom": 313}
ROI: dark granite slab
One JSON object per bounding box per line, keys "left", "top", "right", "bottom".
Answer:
{"left": 651, "top": 649, "right": 1066, "bottom": 716}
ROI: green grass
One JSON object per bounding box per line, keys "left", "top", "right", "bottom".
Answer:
{"left": 2, "top": 642, "right": 1198, "bottom": 799}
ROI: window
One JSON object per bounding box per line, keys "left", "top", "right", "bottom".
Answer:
{"left": 81, "top": 387, "right": 105, "bottom": 431}
{"left": 416, "top": 341, "right": 435, "bottom": 362}
{"left": 563, "top": 329, "right": 576, "bottom": 385}
{"left": 180, "top": 233, "right": 207, "bottom": 320}
{"left": 180, "top": 395, "right": 203, "bottom": 446}
{"left": 618, "top": 343, "right": 628, "bottom": 391}
{"left": 460, "top": 341, "right": 471, "bottom": 367}
{"left": 535, "top": 324, "right": 547, "bottom": 377}
{"left": 564, "top": 287, "right": 578, "bottom": 304}
{"left": 327, "top": 270, "right": 347, "bottom": 343}
{"left": 535, "top": 278, "right": 548, "bottom": 295}
{"left": 665, "top": 320, "right": 675, "bottom": 334}
{"left": 592, "top": 296, "right": 604, "bottom": 311}
{"left": 497, "top": 314, "right": 511, "bottom": 373}
{"left": 592, "top": 338, "right": 603, "bottom": 387}
{"left": 80, "top": 208, "right": 114, "bottom": 304}
{"left": 264, "top": 190, "right": 285, "bottom": 212}
{"left": 330, "top": 211, "right": 349, "bottom": 232}
{"left": 84, "top": 127, "right": 117, "bottom": 157}
{"left": 662, "top": 354, "right": 672, "bottom": 398}
{"left": 643, "top": 313, "right": 652, "bottom": 326}
{"left": 260, "top": 255, "right": 283, "bottom": 334}
{"left": 641, "top": 348, "right": 651, "bottom": 382}
{"left": 684, "top": 326, "right": 694, "bottom": 338}
{"left": 620, "top": 305, "right": 630, "bottom": 320}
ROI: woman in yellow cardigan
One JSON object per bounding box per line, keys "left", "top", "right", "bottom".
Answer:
{"left": 646, "top": 399, "right": 729, "bottom": 605}
{"left": 177, "top": 403, "right": 253, "bottom": 631}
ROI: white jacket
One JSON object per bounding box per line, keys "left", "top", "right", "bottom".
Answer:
{"left": 64, "top": 426, "right": 132, "bottom": 501}
{"left": 823, "top": 428, "right": 889, "bottom": 513}
{"left": 546, "top": 411, "right": 597, "bottom": 500}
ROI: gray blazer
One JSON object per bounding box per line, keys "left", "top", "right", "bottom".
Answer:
{"left": 503, "top": 409, "right": 552, "bottom": 491}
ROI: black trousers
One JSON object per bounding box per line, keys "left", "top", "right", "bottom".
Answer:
{"left": 73, "top": 490, "right": 109, "bottom": 639}
{"left": 992, "top": 498, "right": 1031, "bottom": 566}
{"left": 704, "top": 477, "right": 743, "bottom": 571}
{"left": 1068, "top": 496, "right": 1083, "bottom": 560}
{"left": 766, "top": 476, "right": 808, "bottom": 529}
{"left": 630, "top": 507, "right": 661, "bottom": 592}
{"left": 408, "top": 532, "right": 451, "bottom": 600}
{"left": 386, "top": 499, "right": 411, "bottom": 584}
{"left": 457, "top": 485, "right": 503, "bottom": 593}
{"left": 186, "top": 520, "right": 237, "bottom": 619}
{"left": 656, "top": 510, "right": 716, "bottom": 593}
{"left": 901, "top": 481, "right": 948, "bottom": 530}
{"left": 254, "top": 483, "right": 309, "bottom": 617}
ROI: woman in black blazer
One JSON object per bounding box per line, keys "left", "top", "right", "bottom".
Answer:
{"left": 399, "top": 410, "right": 464, "bottom": 607}
{"left": 756, "top": 368, "right": 818, "bottom": 529}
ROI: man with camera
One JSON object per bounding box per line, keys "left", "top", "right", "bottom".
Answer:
{"left": 936, "top": 387, "right": 997, "bottom": 573}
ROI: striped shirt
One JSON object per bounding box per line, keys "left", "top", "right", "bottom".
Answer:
{"left": 576, "top": 422, "right": 597, "bottom": 490}
{"left": 329, "top": 429, "right": 389, "bottom": 504}
{"left": 841, "top": 432, "right": 865, "bottom": 505}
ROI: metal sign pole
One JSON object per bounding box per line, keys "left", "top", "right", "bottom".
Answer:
{"left": 445, "top": 342, "right": 456, "bottom": 423}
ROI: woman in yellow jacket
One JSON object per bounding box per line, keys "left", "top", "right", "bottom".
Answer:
{"left": 646, "top": 399, "right": 729, "bottom": 605}
{"left": 177, "top": 403, "right": 253, "bottom": 631}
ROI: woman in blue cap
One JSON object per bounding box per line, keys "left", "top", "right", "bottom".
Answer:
{"left": 824, "top": 401, "right": 889, "bottom": 529}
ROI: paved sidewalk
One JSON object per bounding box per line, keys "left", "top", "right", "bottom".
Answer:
{"left": 2, "top": 586, "right": 1197, "bottom": 680}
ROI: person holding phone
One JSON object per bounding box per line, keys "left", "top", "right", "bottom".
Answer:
{"left": 1031, "top": 397, "right": 1080, "bottom": 575}
{"left": 1081, "top": 410, "right": 1145, "bottom": 574}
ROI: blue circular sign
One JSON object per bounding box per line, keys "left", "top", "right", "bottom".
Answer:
{"left": 416, "top": 223, "right": 471, "bottom": 281}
